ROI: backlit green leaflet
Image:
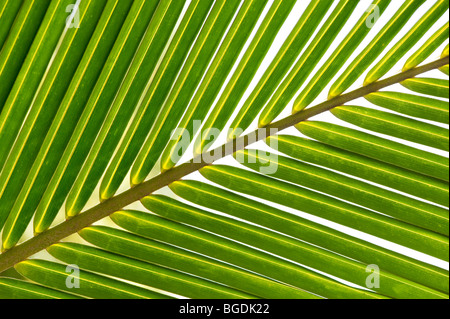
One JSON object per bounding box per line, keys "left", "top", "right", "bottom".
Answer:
{"left": 33, "top": 0, "right": 163, "bottom": 232}
{"left": 0, "top": 0, "right": 447, "bottom": 300}
{"left": 439, "top": 44, "right": 449, "bottom": 74}
{"left": 365, "top": 0, "right": 447, "bottom": 85}
{"left": 401, "top": 77, "right": 449, "bottom": 99}
{"left": 258, "top": 0, "right": 358, "bottom": 127}
{"left": 170, "top": 177, "right": 449, "bottom": 294}
{"left": 159, "top": 0, "right": 268, "bottom": 171}
{"left": 130, "top": 0, "right": 242, "bottom": 186}
{"left": 193, "top": 0, "right": 297, "bottom": 155}
{"left": 365, "top": 91, "right": 449, "bottom": 124}
{"left": 329, "top": 0, "right": 426, "bottom": 98}
{"left": 15, "top": 259, "right": 168, "bottom": 299}
{"left": 297, "top": 121, "right": 449, "bottom": 183}
{"left": 228, "top": 0, "right": 334, "bottom": 137}
{"left": 1, "top": 0, "right": 133, "bottom": 251}
{"left": 0, "top": 0, "right": 107, "bottom": 235}
{"left": 292, "top": 0, "right": 390, "bottom": 113}
{"left": 61, "top": 0, "right": 184, "bottom": 218}
{"left": 110, "top": 210, "right": 384, "bottom": 299}
{"left": 0, "top": 0, "right": 25, "bottom": 53}
{"left": 403, "top": 22, "right": 448, "bottom": 71}
{"left": 142, "top": 194, "right": 447, "bottom": 299}
{"left": 98, "top": 0, "right": 214, "bottom": 201}
{"left": 47, "top": 242, "right": 253, "bottom": 299}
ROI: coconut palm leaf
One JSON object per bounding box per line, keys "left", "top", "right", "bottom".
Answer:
{"left": 0, "top": 0, "right": 448, "bottom": 299}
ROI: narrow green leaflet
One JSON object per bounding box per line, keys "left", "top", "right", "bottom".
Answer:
{"left": 271, "top": 135, "right": 449, "bottom": 207}
{"left": 170, "top": 179, "right": 449, "bottom": 294}
{"left": 0, "top": 0, "right": 73, "bottom": 170}
{"left": 142, "top": 194, "right": 447, "bottom": 299}
{"left": 0, "top": 278, "right": 80, "bottom": 299}
{"left": 99, "top": 0, "right": 214, "bottom": 201}
{"left": 440, "top": 65, "right": 449, "bottom": 75}
{"left": 332, "top": 105, "right": 449, "bottom": 152}
{"left": 365, "top": 0, "right": 448, "bottom": 85}
{"left": 0, "top": 0, "right": 51, "bottom": 109}
{"left": 293, "top": 0, "right": 391, "bottom": 112}
{"left": 228, "top": 0, "right": 334, "bottom": 137}
{"left": 297, "top": 121, "right": 449, "bottom": 182}
{"left": 63, "top": 0, "right": 184, "bottom": 218}
{"left": 159, "top": 0, "right": 268, "bottom": 171}
{"left": 258, "top": 0, "right": 358, "bottom": 127}
{"left": 0, "top": 0, "right": 24, "bottom": 54}
{"left": 79, "top": 226, "right": 314, "bottom": 299}
{"left": 48, "top": 242, "right": 252, "bottom": 299}
{"left": 403, "top": 22, "right": 449, "bottom": 71}
{"left": 194, "top": 0, "right": 296, "bottom": 155}
{"left": 401, "top": 78, "right": 449, "bottom": 99}
{"left": 329, "top": 0, "right": 426, "bottom": 98}
{"left": 15, "top": 260, "right": 166, "bottom": 299}
{"left": 365, "top": 91, "right": 449, "bottom": 124}
{"left": 439, "top": 44, "right": 449, "bottom": 74}
{"left": 1, "top": 0, "right": 133, "bottom": 251}
{"left": 130, "top": 0, "right": 242, "bottom": 186}
{"left": 0, "top": 0, "right": 107, "bottom": 233}
{"left": 238, "top": 149, "right": 449, "bottom": 238}
{"left": 34, "top": 0, "right": 162, "bottom": 233}
{"left": 111, "top": 210, "right": 383, "bottom": 299}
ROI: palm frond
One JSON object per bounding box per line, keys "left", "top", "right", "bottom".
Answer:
{"left": 0, "top": 0, "right": 448, "bottom": 299}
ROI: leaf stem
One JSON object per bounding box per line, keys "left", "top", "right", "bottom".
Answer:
{"left": 0, "top": 56, "right": 448, "bottom": 273}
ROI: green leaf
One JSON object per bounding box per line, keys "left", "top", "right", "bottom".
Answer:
{"left": 33, "top": 0, "right": 164, "bottom": 232}
{"left": 130, "top": 0, "right": 242, "bottom": 186}
{"left": 111, "top": 210, "right": 380, "bottom": 299}
{"left": 440, "top": 65, "right": 450, "bottom": 75}
{"left": 0, "top": 0, "right": 108, "bottom": 234}
{"left": 80, "top": 225, "right": 311, "bottom": 299}
{"left": 0, "top": 0, "right": 24, "bottom": 54}
{"left": 401, "top": 78, "right": 449, "bottom": 99}
{"left": 293, "top": 0, "right": 391, "bottom": 112}
{"left": 0, "top": 0, "right": 51, "bottom": 109}
{"left": 0, "top": 277, "right": 80, "bottom": 299}
{"left": 297, "top": 121, "right": 449, "bottom": 182}
{"left": 15, "top": 259, "right": 165, "bottom": 299}
{"left": 258, "top": 0, "right": 358, "bottom": 127}
{"left": 99, "top": 0, "right": 214, "bottom": 200}
{"left": 329, "top": 0, "right": 426, "bottom": 98}
{"left": 170, "top": 178, "right": 449, "bottom": 294}
{"left": 62, "top": 0, "right": 184, "bottom": 217}
{"left": 271, "top": 134, "right": 449, "bottom": 207}
{"left": 238, "top": 149, "right": 449, "bottom": 238}
{"left": 1, "top": 0, "right": 134, "bottom": 251}
{"left": 332, "top": 105, "right": 449, "bottom": 152}
{"left": 439, "top": 44, "right": 449, "bottom": 74}
{"left": 228, "top": 0, "right": 334, "bottom": 136}
{"left": 364, "top": 0, "right": 448, "bottom": 85}
{"left": 194, "top": 0, "right": 297, "bottom": 155}
{"left": 142, "top": 194, "right": 448, "bottom": 299}
{"left": 0, "top": 0, "right": 67, "bottom": 170}
{"left": 48, "top": 242, "right": 251, "bottom": 299}
{"left": 159, "top": 0, "right": 268, "bottom": 171}
{"left": 0, "top": 0, "right": 447, "bottom": 300}
{"left": 403, "top": 22, "right": 449, "bottom": 71}
{"left": 365, "top": 91, "right": 449, "bottom": 124}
